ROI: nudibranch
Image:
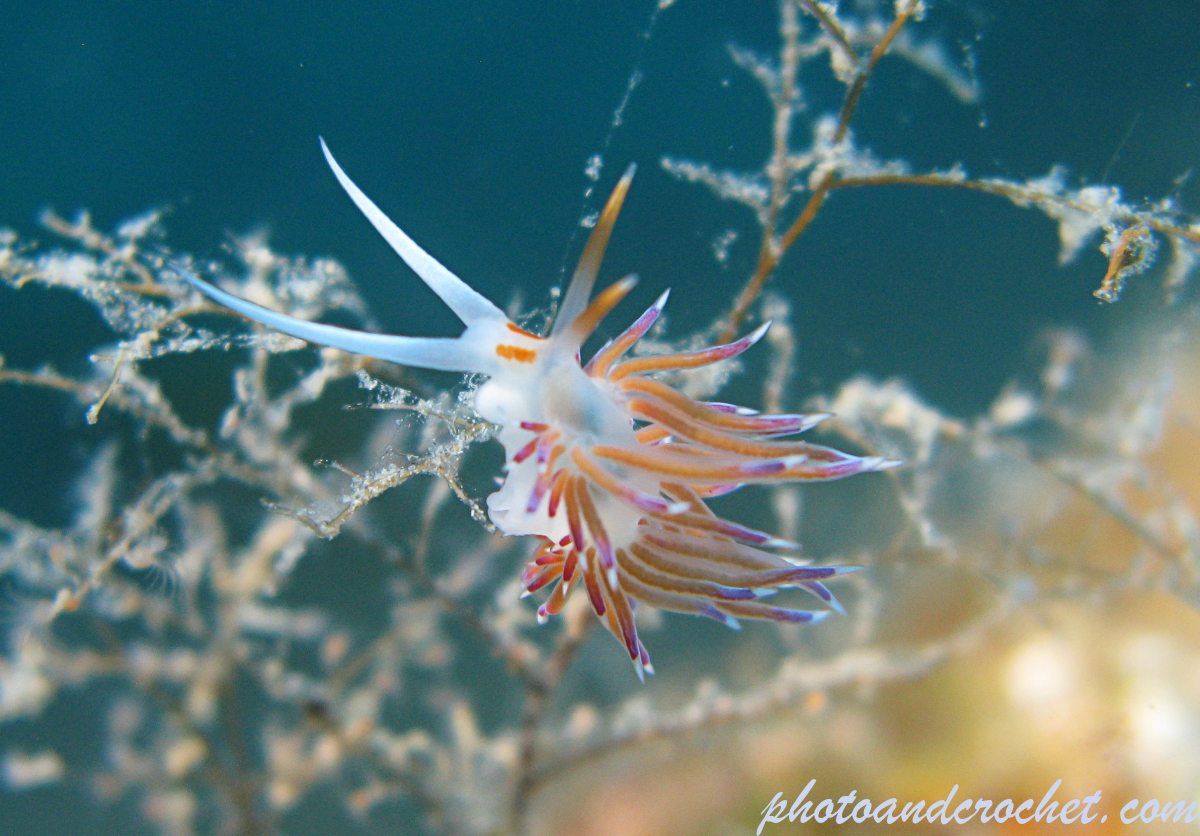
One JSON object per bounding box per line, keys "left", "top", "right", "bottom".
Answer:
{"left": 180, "top": 139, "right": 898, "bottom": 679}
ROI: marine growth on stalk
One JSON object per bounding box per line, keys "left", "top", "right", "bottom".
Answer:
{"left": 180, "top": 139, "right": 898, "bottom": 678}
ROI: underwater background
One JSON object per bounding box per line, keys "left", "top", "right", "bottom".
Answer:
{"left": 3, "top": 1, "right": 1200, "bottom": 834}
{"left": 3, "top": 0, "right": 1198, "bottom": 427}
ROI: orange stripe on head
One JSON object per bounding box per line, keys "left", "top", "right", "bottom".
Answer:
{"left": 506, "top": 322, "right": 543, "bottom": 340}
{"left": 496, "top": 344, "right": 538, "bottom": 363}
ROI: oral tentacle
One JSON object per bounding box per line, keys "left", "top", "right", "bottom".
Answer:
{"left": 175, "top": 263, "right": 495, "bottom": 374}
{"left": 320, "top": 138, "right": 507, "bottom": 327}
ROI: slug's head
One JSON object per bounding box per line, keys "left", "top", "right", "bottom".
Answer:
{"left": 180, "top": 139, "right": 636, "bottom": 370}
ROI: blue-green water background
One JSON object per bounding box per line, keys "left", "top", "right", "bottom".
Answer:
{"left": 3, "top": 0, "right": 1200, "bottom": 525}
{"left": 1, "top": 0, "right": 1199, "bottom": 832}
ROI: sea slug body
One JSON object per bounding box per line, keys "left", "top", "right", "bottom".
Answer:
{"left": 179, "top": 140, "right": 899, "bottom": 678}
